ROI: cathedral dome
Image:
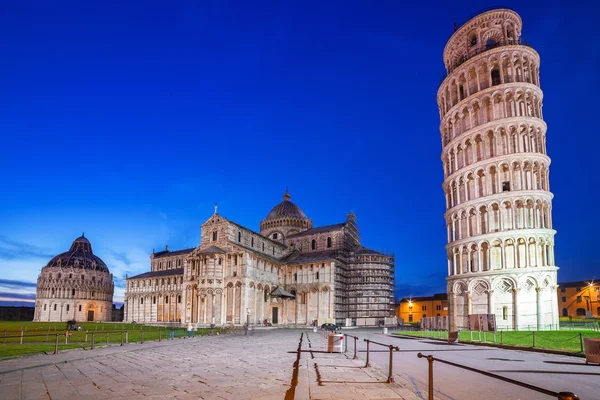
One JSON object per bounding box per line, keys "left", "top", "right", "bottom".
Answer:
{"left": 43, "top": 234, "right": 109, "bottom": 273}
{"left": 265, "top": 192, "right": 308, "bottom": 221}
{"left": 260, "top": 190, "right": 313, "bottom": 240}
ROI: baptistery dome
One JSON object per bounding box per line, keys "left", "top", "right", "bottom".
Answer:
{"left": 44, "top": 235, "right": 109, "bottom": 272}
{"left": 260, "top": 190, "right": 313, "bottom": 241}
{"left": 34, "top": 234, "right": 114, "bottom": 322}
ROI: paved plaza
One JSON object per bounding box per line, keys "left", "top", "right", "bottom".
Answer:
{"left": 0, "top": 328, "right": 419, "bottom": 400}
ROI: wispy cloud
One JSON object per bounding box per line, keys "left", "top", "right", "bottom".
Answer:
{"left": 0, "top": 291, "right": 36, "bottom": 302}
{"left": 0, "top": 278, "right": 37, "bottom": 290}
{"left": 0, "top": 235, "right": 55, "bottom": 260}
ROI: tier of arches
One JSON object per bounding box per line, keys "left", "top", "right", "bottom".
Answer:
{"left": 125, "top": 292, "right": 182, "bottom": 323}
{"left": 447, "top": 236, "right": 555, "bottom": 276}
{"left": 444, "top": 158, "right": 550, "bottom": 209}
{"left": 447, "top": 272, "right": 559, "bottom": 331}
{"left": 444, "top": 12, "right": 522, "bottom": 72}
{"left": 440, "top": 48, "right": 540, "bottom": 115}
{"left": 441, "top": 88, "right": 543, "bottom": 147}
{"left": 447, "top": 197, "right": 552, "bottom": 242}
{"left": 443, "top": 121, "right": 546, "bottom": 177}
{"left": 260, "top": 217, "right": 312, "bottom": 232}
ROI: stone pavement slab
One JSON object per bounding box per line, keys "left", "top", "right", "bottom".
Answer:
{"left": 0, "top": 329, "right": 424, "bottom": 400}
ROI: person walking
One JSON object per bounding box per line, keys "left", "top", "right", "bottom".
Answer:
{"left": 187, "top": 324, "right": 192, "bottom": 338}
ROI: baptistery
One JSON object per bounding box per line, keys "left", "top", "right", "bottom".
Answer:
{"left": 34, "top": 234, "right": 114, "bottom": 322}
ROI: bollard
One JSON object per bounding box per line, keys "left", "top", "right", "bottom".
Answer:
{"left": 20, "top": 330, "right": 23, "bottom": 345}
{"left": 65, "top": 330, "right": 68, "bottom": 344}
{"left": 557, "top": 392, "right": 580, "bottom": 400}
{"left": 126, "top": 331, "right": 129, "bottom": 344}
{"left": 579, "top": 333, "right": 583, "bottom": 353}
{"left": 417, "top": 353, "right": 434, "bottom": 400}
{"left": 106, "top": 332, "right": 109, "bottom": 345}
{"left": 159, "top": 330, "right": 162, "bottom": 341}
{"left": 120, "top": 331, "right": 124, "bottom": 346}
{"left": 54, "top": 334, "right": 59, "bottom": 354}
{"left": 141, "top": 330, "right": 144, "bottom": 344}
{"left": 533, "top": 331, "right": 536, "bottom": 348}
{"left": 353, "top": 336, "right": 358, "bottom": 359}
{"left": 92, "top": 332, "right": 95, "bottom": 349}
{"left": 364, "top": 339, "right": 370, "bottom": 367}
{"left": 85, "top": 331, "right": 88, "bottom": 343}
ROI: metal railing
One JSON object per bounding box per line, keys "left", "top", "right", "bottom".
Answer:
{"left": 0, "top": 327, "right": 226, "bottom": 356}
{"left": 344, "top": 333, "right": 359, "bottom": 360}
{"left": 417, "top": 352, "right": 580, "bottom": 400}
{"left": 363, "top": 338, "right": 399, "bottom": 383}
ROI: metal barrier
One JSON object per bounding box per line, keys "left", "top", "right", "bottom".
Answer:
{"left": 364, "top": 339, "right": 399, "bottom": 383}
{"left": 417, "top": 352, "right": 580, "bottom": 400}
{"left": 344, "top": 334, "right": 359, "bottom": 359}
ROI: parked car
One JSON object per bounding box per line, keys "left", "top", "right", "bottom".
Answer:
{"left": 321, "top": 323, "right": 340, "bottom": 331}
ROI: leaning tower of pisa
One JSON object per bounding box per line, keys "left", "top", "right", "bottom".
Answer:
{"left": 437, "top": 8, "right": 559, "bottom": 331}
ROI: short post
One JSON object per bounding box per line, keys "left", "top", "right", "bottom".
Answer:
{"left": 417, "top": 353, "right": 434, "bottom": 400}
{"left": 106, "top": 332, "right": 109, "bottom": 345}
{"left": 500, "top": 330, "right": 503, "bottom": 344}
{"left": 159, "top": 330, "right": 162, "bottom": 341}
{"left": 557, "top": 392, "right": 580, "bottom": 400}
{"left": 65, "top": 330, "right": 68, "bottom": 344}
{"left": 364, "top": 339, "right": 370, "bottom": 367}
{"left": 579, "top": 333, "right": 583, "bottom": 353}
{"left": 141, "top": 330, "right": 144, "bottom": 344}
{"left": 92, "top": 332, "right": 95, "bottom": 349}
{"left": 387, "top": 345, "right": 396, "bottom": 383}
{"left": 532, "top": 331, "right": 536, "bottom": 348}
{"left": 85, "top": 331, "right": 88, "bottom": 342}
{"left": 120, "top": 330, "right": 124, "bottom": 346}
{"left": 353, "top": 336, "right": 358, "bottom": 360}
{"left": 126, "top": 331, "right": 129, "bottom": 344}
{"left": 20, "top": 330, "right": 23, "bottom": 345}
{"left": 344, "top": 334, "right": 347, "bottom": 353}
{"left": 54, "top": 334, "right": 59, "bottom": 354}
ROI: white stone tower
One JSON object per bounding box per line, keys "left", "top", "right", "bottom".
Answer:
{"left": 437, "top": 8, "right": 559, "bottom": 331}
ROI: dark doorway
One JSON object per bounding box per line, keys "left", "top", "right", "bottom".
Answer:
{"left": 87, "top": 310, "right": 94, "bottom": 321}
{"left": 562, "top": 308, "right": 568, "bottom": 317}
{"left": 272, "top": 307, "right": 278, "bottom": 324}
{"left": 576, "top": 308, "right": 586, "bottom": 317}
{"left": 597, "top": 307, "right": 600, "bottom": 317}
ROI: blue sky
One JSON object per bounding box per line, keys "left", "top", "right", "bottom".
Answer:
{"left": 1, "top": 1, "right": 599, "bottom": 306}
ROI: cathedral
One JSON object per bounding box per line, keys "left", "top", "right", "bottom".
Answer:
{"left": 124, "top": 191, "right": 395, "bottom": 327}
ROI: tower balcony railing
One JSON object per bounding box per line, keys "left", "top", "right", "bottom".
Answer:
{"left": 440, "top": 38, "right": 534, "bottom": 85}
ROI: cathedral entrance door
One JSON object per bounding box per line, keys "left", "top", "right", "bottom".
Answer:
{"left": 272, "top": 307, "right": 278, "bottom": 324}
{"left": 87, "top": 310, "right": 94, "bottom": 321}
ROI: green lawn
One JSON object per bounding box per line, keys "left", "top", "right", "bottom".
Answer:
{"left": 0, "top": 321, "right": 224, "bottom": 358}
{"left": 393, "top": 329, "right": 600, "bottom": 353}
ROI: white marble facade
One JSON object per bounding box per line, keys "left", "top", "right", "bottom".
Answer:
{"left": 124, "top": 191, "right": 395, "bottom": 327}
{"left": 437, "top": 8, "right": 559, "bottom": 331}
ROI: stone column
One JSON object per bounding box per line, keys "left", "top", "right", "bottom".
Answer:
{"left": 550, "top": 285, "right": 559, "bottom": 330}
{"left": 513, "top": 288, "right": 521, "bottom": 330}
{"left": 466, "top": 291, "right": 472, "bottom": 316}
{"left": 536, "top": 287, "right": 543, "bottom": 330}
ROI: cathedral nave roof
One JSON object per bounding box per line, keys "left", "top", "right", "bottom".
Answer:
{"left": 128, "top": 268, "right": 184, "bottom": 280}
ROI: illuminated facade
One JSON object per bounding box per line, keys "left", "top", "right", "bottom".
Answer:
{"left": 438, "top": 8, "right": 559, "bottom": 331}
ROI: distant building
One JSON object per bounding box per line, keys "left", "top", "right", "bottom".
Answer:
{"left": 111, "top": 304, "right": 124, "bottom": 322}
{"left": 398, "top": 281, "right": 600, "bottom": 325}
{"left": 558, "top": 281, "right": 600, "bottom": 318}
{"left": 124, "top": 191, "right": 395, "bottom": 327}
{"left": 437, "top": 8, "right": 558, "bottom": 331}
{"left": 396, "top": 294, "right": 449, "bottom": 323}
{"left": 34, "top": 235, "right": 114, "bottom": 322}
